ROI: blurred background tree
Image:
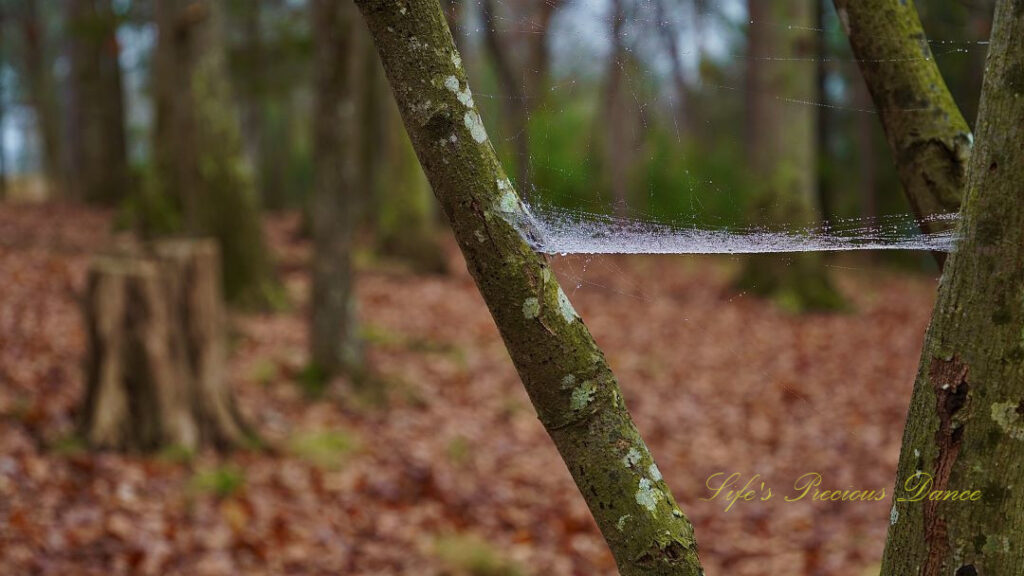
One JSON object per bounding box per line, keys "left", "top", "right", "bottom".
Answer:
{"left": 0, "top": 0, "right": 992, "bottom": 295}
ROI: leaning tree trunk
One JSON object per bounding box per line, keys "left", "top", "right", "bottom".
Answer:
{"left": 308, "top": 0, "right": 362, "bottom": 378}
{"left": 880, "top": 2, "right": 1024, "bottom": 573}
{"left": 80, "top": 239, "right": 252, "bottom": 451}
{"left": 737, "top": 0, "right": 844, "bottom": 312}
{"left": 354, "top": 1, "right": 704, "bottom": 574}
{"left": 833, "top": 0, "right": 973, "bottom": 269}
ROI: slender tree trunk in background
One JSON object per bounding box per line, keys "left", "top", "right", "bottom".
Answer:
{"left": 152, "top": 0, "right": 273, "bottom": 305}
{"left": 833, "top": 0, "right": 972, "bottom": 270}
{"left": 738, "top": 0, "right": 844, "bottom": 312}
{"left": 360, "top": 39, "right": 446, "bottom": 273}
{"left": 18, "top": 0, "right": 63, "bottom": 198}
{"left": 604, "top": 0, "right": 631, "bottom": 217}
{"left": 881, "top": 2, "right": 1024, "bottom": 573}
{"left": 855, "top": 81, "right": 877, "bottom": 225}
{"left": 308, "top": 0, "right": 362, "bottom": 378}
{"left": 654, "top": 0, "right": 693, "bottom": 138}
{"left": 377, "top": 97, "right": 448, "bottom": 273}
{"left": 481, "top": 0, "right": 532, "bottom": 196}
{"left": 67, "top": 0, "right": 130, "bottom": 206}
{"left": 235, "top": 0, "right": 271, "bottom": 208}
{"left": 80, "top": 240, "right": 252, "bottom": 451}
{"left": 814, "top": 0, "right": 831, "bottom": 225}
{"left": 354, "top": 1, "right": 704, "bottom": 573}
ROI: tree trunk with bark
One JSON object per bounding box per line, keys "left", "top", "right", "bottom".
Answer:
{"left": 18, "top": 0, "right": 63, "bottom": 198}
{"left": 737, "top": 0, "right": 844, "bottom": 312}
{"left": 80, "top": 239, "right": 252, "bottom": 451}
{"left": 152, "top": 0, "right": 273, "bottom": 305}
{"left": 308, "top": 0, "right": 362, "bottom": 378}
{"left": 833, "top": 0, "right": 973, "bottom": 269}
{"left": 66, "top": 0, "right": 130, "bottom": 205}
{"left": 879, "top": 2, "right": 1024, "bottom": 573}
{"left": 353, "top": 1, "right": 704, "bottom": 573}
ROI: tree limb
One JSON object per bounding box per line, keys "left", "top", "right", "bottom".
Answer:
{"left": 833, "top": 0, "right": 973, "bottom": 269}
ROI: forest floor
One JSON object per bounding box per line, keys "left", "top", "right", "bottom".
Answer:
{"left": 0, "top": 203, "right": 940, "bottom": 576}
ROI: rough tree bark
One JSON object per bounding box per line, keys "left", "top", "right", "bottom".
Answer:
{"left": 833, "top": 0, "right": 973, "bottom": 269}
{"left": 308, "top": 0, "right": 362, "bottom": 378}
{"left": 880, "top": 1, "right": 1024, "bottom": 573}
{"left": 354, "top": 1, "right": 703, "bottom": 574}
{"left": 738, "top": 0, "right": 844, "bottom": 312}
{"left": 152, "top": 0, "right": 273, "bottom": 305}
{"left": 67, "top": 0, "right": 130, "bottom": 205}
{"left": 80, "top": 239, "right": 251, "bottom": 451}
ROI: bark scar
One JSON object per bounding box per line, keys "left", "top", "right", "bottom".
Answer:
{"left": 923, "top": 355, "right": 969, "bottom": 576}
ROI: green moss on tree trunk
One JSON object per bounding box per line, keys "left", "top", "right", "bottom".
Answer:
{"left": 833, "top": 0, "right": 973, "bottom": 269}
{"left": 881, "top": 2, "right": 1024, "bottom": 574}
{"left": 353, "top": 1, "right": 704, "bottom": 573}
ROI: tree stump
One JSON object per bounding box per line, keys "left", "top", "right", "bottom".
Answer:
{"left": 79, "top": 239, "right": 253, "bottom": 451}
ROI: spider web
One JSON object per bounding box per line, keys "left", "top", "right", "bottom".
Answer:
{"left": 455, "top": 0, "right": 984, "bottom": 256}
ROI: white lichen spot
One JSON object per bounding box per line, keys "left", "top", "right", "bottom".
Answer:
{"left": 560, "top": 374, "right": 576, "bottom": 390}
{"left": 522, "top": 297, "right": 540, "bottom": 320}
{"left": 672, "top": 508, "right": 684, "bottom": 518}
{"left": 635, "top": 478, "right": 663, "bottom": 514}
{"left": 464, "top": 111, "right": 487, "bottom": 143}
{"left": 451, "top": 52, "right": 463, "bottom": 70}
{"left": 616, "top": 514, "right": 631, "bottom": 532}
{"left": 991, "top": 401, "right": 1024, "bottom": 440}
{"left": 914, "top": 449, "right": 920, "bottom": 459}
{"left": 399, "top": 5, "right": 407, "bottom": 14}
{"left": 622, "top": 447, "right": 642, "bottom": 468}
{"left": 474, "top": 229, "right": 487, "bottom": 243}
{"left": 890, "top": 504, "right": 899, "bottom": 526}
{"left": 557, "top": 288, "right": 578, "bottom": 323}
{"left": 449, "top": 134, "right": 458, "bottom": 143}
{"left": 498, "top": 189, "right": 519, "bottom": 213}
{"left": 649, "top": 463, "right": 663, "bottom": 482}
{"left": 570, "top": 381, "right": 597, "bottom": 411}
{"left": 443, "top": 75, "right": 475, "bottom": 108}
